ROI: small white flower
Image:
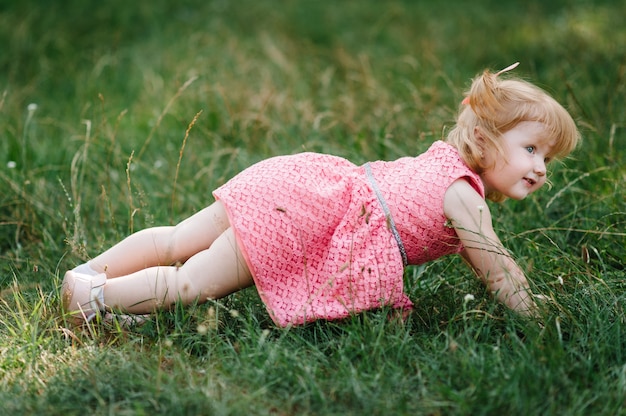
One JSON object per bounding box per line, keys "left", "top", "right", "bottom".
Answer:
{"left": 153, "top": 159, "right": 164, "bottom": 169}
{"left": 196, "top": 323, "right": 208, "bottom": 335}
{"left": 464, "top": 294, "right": 475, "bottom": 303}
{"left": 259, "top": 328, "right": 270, "bottom": 345}
{"left": 7, "top": 161, "right": 16, "bottom": 169}
{"left": 557, "top": 275, "right": 564, "bottom": 285}
{"left": 27, "top": 103, "right": 38, "bottom": 112}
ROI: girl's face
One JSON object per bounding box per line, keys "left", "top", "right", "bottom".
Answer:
{"left": 480, "top": 121, "right": 555, "bottom": 200}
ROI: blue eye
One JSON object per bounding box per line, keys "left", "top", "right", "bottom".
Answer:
{"left": 525, "top": 146, "right": 535, "bottom": 153}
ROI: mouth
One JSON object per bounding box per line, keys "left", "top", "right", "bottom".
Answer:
{"left": 523, "top": 177, "right": 536, "bottom": 186}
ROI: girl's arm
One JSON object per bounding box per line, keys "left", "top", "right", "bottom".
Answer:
{"left": 443, "top": 179, "right": 538, "bottom": 317}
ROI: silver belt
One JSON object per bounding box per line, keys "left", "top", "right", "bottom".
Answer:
{"left": 364, "top": 163, "right": 408, "bottom": 266}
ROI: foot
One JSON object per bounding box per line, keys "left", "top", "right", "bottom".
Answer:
{"left": 103, "top": 312, "right": 150, "bottom": 328}
{"left": 61, "top": 271, "right": 107, "bottom": 325}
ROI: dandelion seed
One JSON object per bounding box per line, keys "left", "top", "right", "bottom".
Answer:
{"left": 477, "top": 205, "right": 485, "bottom": 211}
{"left": 154, "top": 159, "right": 164, "bottom": 169}
{"left": 7, "top": 161, "right": 16, "bottom": 169}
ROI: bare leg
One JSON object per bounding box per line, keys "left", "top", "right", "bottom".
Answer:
{"left": 103, "top": 227, "right": 253, "bottom": 314}
{"left": 88, "top": 201, "right": 230, "bottom": 278}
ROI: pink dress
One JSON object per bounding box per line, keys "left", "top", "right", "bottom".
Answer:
{"left": 213, "top": 141, "right": 484, "bottom": 327}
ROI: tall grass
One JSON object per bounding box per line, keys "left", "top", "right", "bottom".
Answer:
{"left": 1, "top": 0, "right": 625, "bottom": 414}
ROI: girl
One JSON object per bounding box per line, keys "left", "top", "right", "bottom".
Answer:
{"left": 62, "top": 63, "right": 581, "bottom": 327}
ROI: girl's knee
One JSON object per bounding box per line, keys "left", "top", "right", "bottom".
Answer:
{"left": 163, "top": 267, "right": 213, "bottom": 306}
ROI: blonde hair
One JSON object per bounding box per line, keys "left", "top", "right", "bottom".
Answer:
{"left": 446, "top": 66, "right": 581, "bottom": 202}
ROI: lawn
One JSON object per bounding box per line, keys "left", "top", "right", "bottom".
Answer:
{"left": 1, "top": 0, "right": 625, "bottom": 414}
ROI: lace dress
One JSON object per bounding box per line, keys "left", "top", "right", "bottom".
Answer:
{"left": 213, "top": 141, "right": 484, "bottom": 327}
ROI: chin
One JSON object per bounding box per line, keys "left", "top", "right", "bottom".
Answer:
{"left": 508, "top": 194, "right": 528, "bottom": 201}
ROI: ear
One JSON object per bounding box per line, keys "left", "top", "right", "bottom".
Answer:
{"left": 473, "top": 127, "right": 486, "bottom": 157}
{"left": 473, "top": 126, "right": 485, "bottom": 141}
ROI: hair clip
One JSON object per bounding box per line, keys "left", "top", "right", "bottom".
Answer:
{"left": 495, "top": 62, "right": 520, "bottom": 77}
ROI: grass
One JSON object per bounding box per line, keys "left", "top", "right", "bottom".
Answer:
{"left": 1, "top": 0, "right": 625, "bottom": 414}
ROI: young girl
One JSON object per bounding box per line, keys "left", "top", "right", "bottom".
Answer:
{"left": 61, "top": 63, "right": 581, "bottom": 327}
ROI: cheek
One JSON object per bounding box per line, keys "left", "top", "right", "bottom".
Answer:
{"left": 537, "top": 176, "right": 547, "bottom": 188}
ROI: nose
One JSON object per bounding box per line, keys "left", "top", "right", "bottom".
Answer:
{"left": 534, "top": 157, "right": 547, "bottom": 176}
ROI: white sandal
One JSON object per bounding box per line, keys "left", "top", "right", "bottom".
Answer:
{"left": 61, "top": 271, "right": 106, "bottom": 325}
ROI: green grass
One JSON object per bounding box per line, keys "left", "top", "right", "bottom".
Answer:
{"left": 1, "top": 0, "right": 625, "bottom": 414}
